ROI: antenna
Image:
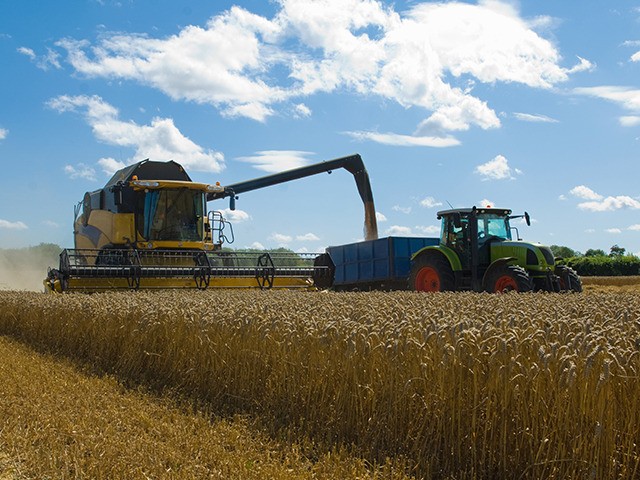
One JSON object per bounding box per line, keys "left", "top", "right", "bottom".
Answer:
{"left": 446, "top": 200, "right": 454, "bottom": 209}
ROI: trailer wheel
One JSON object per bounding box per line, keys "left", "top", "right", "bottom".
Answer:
{"left": 487, "top": 264, "right": 533, "bottom": 293}
{"left": 555, "top": 265, "right": 582, "bottom": 292}
{"left": 410, "top": 254, "right": 455, "bottom": 292}
{"left": 312, "top": 253, "right": 335, "bottom": 290}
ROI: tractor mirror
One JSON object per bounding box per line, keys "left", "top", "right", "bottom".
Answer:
{"left": 229, "top": 195, "right": 236, "bottom": 211}
{"left": 524, "top": 211, "right": 531, "bottom": 226}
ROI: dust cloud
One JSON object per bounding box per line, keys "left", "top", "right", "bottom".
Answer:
{"left": 0, "top": 245, "right": 61, "bottom": 292}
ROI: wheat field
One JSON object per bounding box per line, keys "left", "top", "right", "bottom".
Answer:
{"left": 1, "top": 288, "right": 639, "bottom": 479}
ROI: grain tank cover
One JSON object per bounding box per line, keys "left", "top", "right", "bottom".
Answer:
{"left": 104, "top": 159, "right": 192, "bottom": 188}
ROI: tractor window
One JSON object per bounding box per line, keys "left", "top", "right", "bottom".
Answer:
{"left": 441, "top": 215, "right": 469, "bottom": 250}
{"left": 138, "top": 189, "right": 205, "bottom": 242}
{"left": 478, "top": 214, "right": 511, "bottom": 241}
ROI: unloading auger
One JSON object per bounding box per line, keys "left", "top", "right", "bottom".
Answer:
{"left": 44, "top": 154, "right": 377, "bottom": 292}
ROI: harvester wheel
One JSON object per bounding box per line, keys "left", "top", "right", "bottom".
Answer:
{"left": 409, "top": 254, "right": 455, "bottom": 292}
{"left": 555, "top": 265, "right": 582, "bottom": 292}
{"left": 486, "top": 265, "right": 533, "bottom": 293}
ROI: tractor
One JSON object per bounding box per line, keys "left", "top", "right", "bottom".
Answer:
{"left": 409, "top": 206, "right": 582, "bottom": 293}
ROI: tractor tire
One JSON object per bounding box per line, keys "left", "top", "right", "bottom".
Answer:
{"left": 555, "top": 265, "right": 582, "bottom": 292}
{"left": 409, "top": 253, "right": 455, "bottom": 292}
{"left": 486, "top": 264, "right": 533, "bottom": 293}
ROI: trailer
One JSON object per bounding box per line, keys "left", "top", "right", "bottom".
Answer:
{"left": 315, "top": 236, "right": 439, "bottom": 291}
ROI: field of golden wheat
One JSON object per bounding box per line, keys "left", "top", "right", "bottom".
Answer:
{"left": 1, "top": 287, "right": 640, "bottom": 479}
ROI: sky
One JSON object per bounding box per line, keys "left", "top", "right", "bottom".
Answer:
{"left": 1, "top": 0, "right": 640, "bottom": 257}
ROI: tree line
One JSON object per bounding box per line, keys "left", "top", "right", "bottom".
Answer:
{"left": 551, "top": 244, "right": 640, "bottom": 276}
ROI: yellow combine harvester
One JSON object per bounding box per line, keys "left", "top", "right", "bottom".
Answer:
{"left": 44, "top": 154, "right": 377, "bottom": 292}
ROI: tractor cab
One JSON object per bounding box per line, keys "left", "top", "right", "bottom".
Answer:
{"left": 439, "top": 207, "right": 516, "bottom": 271}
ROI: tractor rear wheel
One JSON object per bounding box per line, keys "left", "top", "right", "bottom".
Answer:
{"left": 486, "top": 264, "right": 533, "bottom": 293}
{"left": 409, "top": 254, "right": 455, "bottom": 292}
{"left": 555, "top": 265, "right": 582, "bottom": 292}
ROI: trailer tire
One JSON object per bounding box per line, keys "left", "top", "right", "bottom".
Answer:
{"left": 312, "top": 253, "right": 335, "bottom": 290}
{"left": 410, "top": 253, "right": 455, "bottom": 292}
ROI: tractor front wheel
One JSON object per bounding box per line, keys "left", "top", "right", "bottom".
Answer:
{"left": 409, "top": 254, "right": 455, "bottom": 292}
{"left": 486, "top": 264, "right": 533, "bottom": 293}
{"left": 556, "top": 265, "right": 582, "bottom": 292}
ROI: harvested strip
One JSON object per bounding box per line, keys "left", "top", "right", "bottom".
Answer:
{"left": 0, "top": 336, "right": 410, "bottom": 480}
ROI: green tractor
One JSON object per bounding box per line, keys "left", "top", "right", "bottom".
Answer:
{"left": 409, "top": 206, "right": 581, "bottom": 293}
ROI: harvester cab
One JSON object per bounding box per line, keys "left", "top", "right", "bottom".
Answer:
{"left": 410, "top": 206, "right": 582, "bottom": 293}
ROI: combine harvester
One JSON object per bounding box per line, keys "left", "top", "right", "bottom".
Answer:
{"left": 45, "top": 154, "right": 376, "bottom": 292}
{"left": 45, "top": 154, "right": 581, "bottom": 293}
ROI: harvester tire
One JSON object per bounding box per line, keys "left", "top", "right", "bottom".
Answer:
{"left": 555, "top": 265, "right": 582, "bottom": 292}
{"left": 410, "top": 253, "right": 455, "bottom": 292}
{"left": 486, "top": 264, "right": 533, "bottom": 293}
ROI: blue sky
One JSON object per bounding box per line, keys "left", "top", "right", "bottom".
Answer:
{"left": 1, "top": 0, "right": 639, "bottom": 256}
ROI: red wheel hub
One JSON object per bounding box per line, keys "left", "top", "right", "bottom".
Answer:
{"left": 494, "top": 275, "right": 518, "bottom": 293}
{"left": 415, "top": 267, "right": 441, "bottom": 292}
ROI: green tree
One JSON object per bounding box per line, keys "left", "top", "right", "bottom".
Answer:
{"left": 584, "top": 248, "right": 606, "bottom": 257}
{"left": 609, "top": 244, "right": 626, "bottom": 257}
{"left": 550, "top": 245, "right": 579, "bottom": 259}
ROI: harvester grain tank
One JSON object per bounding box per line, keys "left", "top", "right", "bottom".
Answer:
{"left": 45, "top": 154, "right": 377, "bottom": 292}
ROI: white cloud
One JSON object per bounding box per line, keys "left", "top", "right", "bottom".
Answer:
{"left": 475, "top": 155, "right": 519, "bottom": 180}
{"left": 620, "top": 116, "right": 640, "bottom": 127}
{"left": 574, "top": 86, "right": 640, "bottom": 113}
{"left": 249, "top": 241, "right": 265, "bottom": 250}
{"left": 419, "top": 196, "right": 442, "bottom": 208}
{"left": 56, "top": 7, "right": 287, "bottom": 122}
{"left": 578, "top": 196, "right": 640, "bottom": 212}
{"left": 345, "top": 131, "right": 460, "bottom": 148}
{"left": 606, "top": 228, "right": 622, "bottom": 234}
{"left": 570, "top": 185, "right": 640, "bottom": 211}
{"left": 98, "top": 158, "right": 126, "bottom": 175}
{"left": 570, "top": 185, "right": 603, "bottom": 200}
{"left": 631, "top": 51, "right": 640, "bottom": 62}
{"left": 42, "top": 220, "right": 60, "bottom": 228}
{"left": 0, "top": 219, "right": 28, "bottom": 230}
{"left": 392, "top": 205, "right": 411, "bottom": 214}
{"left": 236, "top": 150, "right": 314, "bottom": 173}
{"left": 629, "top": 224, "right": 640, "bottom": 231}
{"left": 566, "top": 56, "right": 594, "bottom": 74}
{"left": 415, "top": 225, "right": 440, "bottom": 235}
{"left": 296, "top": 233, "right": 320, "bottom": 242}
{"left": 375, "top": 211, "right": 387, "bottom": 222}
{"left": 346, "top": 130, "right": 460, "bottom": 147}
{"left": 220, "top": 208, "right": 250, "bottom": 223}
{"left": 270, "top": 233, "right": 292, "bottom": 244}
{"left": 385, "top": 225, "right": 413, "bottom": 236}
{"left": 64, "top": 163, "right": 97, "bottom": 181}
{"left": 18, "top": 46, "right": 61, "bottom": 70}
{"left": 479, "top": 198, "right": 494, "bottom": 207}
{"left": 0, "top": 127, "right": 7, "bottom": 140}
{"left": 513, "top": 112, "right": 559, "bottom": 123}
{"left": 48, "top": 94, "right": 224, "bottom": 174}
{"left": 54, "top": 0, "right": 579, "bottom": 138}
{"left": 293, "top": 103, "right": 311, "bottom": 118}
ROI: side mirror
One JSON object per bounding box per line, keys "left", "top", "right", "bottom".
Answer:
{"left": 524, "top": 211, "right": 531, "bottom": 226}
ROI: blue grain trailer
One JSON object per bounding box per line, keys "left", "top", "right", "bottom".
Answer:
{"left": 314, "top": 236, "right": 439, "bottom": 290}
